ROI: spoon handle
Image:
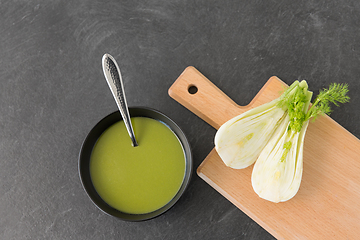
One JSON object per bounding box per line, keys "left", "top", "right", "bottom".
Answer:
{"left": 102, "top": 54, "right": 138, "bottom": 147}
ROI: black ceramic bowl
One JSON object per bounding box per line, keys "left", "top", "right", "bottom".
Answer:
{"left": 78, "top": 107, "right": 192, "bottom": 221}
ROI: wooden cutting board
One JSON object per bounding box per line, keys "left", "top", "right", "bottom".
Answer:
{"left": 168, "top": 66, "right": 360, "bottom": 240}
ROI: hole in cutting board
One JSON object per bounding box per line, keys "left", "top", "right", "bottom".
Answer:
{"left": 188, "top": 85, "right": 198, "bottom": 94}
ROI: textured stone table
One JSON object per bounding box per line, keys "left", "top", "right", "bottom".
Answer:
{"left": 1, "top": 1, "right": 359, "bottom": 239}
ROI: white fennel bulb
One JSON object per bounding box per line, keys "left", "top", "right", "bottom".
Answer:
{"left": 214, "top": 80, "right": 301, "bottom": 169}
{"left": 251, "top": 116, "right": 309, "bottom": 203}
{"left": 214, "top": 79, "right": 349, "bottom": 202}
{"left": 215, "top": 100, "right": 286, "bottom": 169}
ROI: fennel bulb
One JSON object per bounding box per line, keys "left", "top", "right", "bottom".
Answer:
{"left": 251, "top": 116, "right": 309, "bottom": 203}
{"left": 214, "top": 79, "right": 350, "bottom": 203}
{"left": 251, "top": 81, "right": 313, "bottom": 202}
{"left": 215, "top": 80, "right": 301, "bottom": 169}
{"left": 214, "top": 99, "right": 286, "bottom": 169}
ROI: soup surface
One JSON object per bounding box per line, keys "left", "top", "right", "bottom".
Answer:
{"left": 90, "top": 117, "right": 185, "bottom": 214}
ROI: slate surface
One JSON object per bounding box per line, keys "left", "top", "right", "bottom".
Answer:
{"left": 1, "top": 1, "right": 359, "bottom": 239}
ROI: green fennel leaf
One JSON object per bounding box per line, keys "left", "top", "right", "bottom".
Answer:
{"left": 306, "top": 83, "right": 350, "bottom": 121}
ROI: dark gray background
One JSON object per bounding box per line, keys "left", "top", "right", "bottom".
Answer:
{"left": 1, "top": 1, "right": 359, "bottom": 239}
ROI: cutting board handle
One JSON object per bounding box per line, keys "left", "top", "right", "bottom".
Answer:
{"left": 168, "top": 66, "right": 285, "bottom": 129}
{"left": 168, "top": 66, "right": 245, "bottom": 129}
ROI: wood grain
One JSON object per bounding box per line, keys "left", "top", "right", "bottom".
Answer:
{"left": 169, "top": 66, "right": 360, "bottom": 240}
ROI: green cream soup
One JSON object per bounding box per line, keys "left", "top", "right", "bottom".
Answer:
{"left": 90, "top": 117, "right": 185, "bottom": 214}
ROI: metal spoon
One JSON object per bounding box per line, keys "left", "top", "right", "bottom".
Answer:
{"left": 102, "top": 53, "right": 138, "bottom": 147}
